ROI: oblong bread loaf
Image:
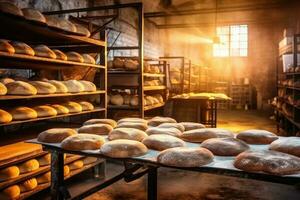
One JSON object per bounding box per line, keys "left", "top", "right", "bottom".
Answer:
{"left": 237, "top": 129, "right": 278, "bottom": 144}
{"left": 118, "top": 118, "right": 147, "bottom": 124}
{"left": 37, "top": 153, "right": 50, "bottom": 166}
{"left": 36, "top": 171, "right": 51, "bottom": 184}
{"left": 82, "top": 54, "right": 96, "bottom": 64}
{"left": 61, "top": 134, "right": 105, "bottom": 150}
{"left": 78, "top": 124, "right": 113, "bottom": 135}
{"left": 142, "top": 134, "right": 185, "bottom": 151}
{"left": 29, "top": 81, "right": 56, "bottom": 94}
{"left": 181, "top": 128, "right": 234, "bottom": 143}
{"left": 108, "top": 128, "right": 148, "bottom": 142}
{"left": 10, "top": 41, "right": 34, "bottom": 56}
{"left": 0, "top": 2, "right": 23, "bottom": 16}
{"left": 148, "top": 116, "right": 177, "bottom": 127}
{"left": 22, "top": 8, "right": 46, "bottom": 23}
{"left": 6, "top": 81, "right": 37, "bottom": 95}
{"left": 33, "top": 105, "right": 57, "bottom": 117}
{"left": 0, "top": 109, "right": 12, "bottom": 124}
{"left": 63, "top": 80, "right": 84, "bottom": 93}
{"left": 11, "top": 107, "right": 37, "bottom": 120}
{"left": 47, "top": 80, "right": 68, "bottom": 93}
{"left": 18, "top": 159, "right": 39, "bottom": 174}
{"left": 74, "top": 24, "right": 91, "bottom": 37}
{"left": 62, "top": 101, "right": 82, "bottom": 113}
{"left": 53, "top": 49, "right": 67, "bottom": 61}
{"left": 0, "top": 39, "right": 15, "bottom": 54}
{"left": 101, "top": 139, "right": 148, "bottom": 158}
{"left": 78, "top": 101, "right": 94, "bottom": 111}
{"left": 66, "top": 52, "right": 84, "bottom": 63}
{"left": 269, "top": 137, "right": 300, "bottom": 157}
{"left": 19, "top": 178, "right": 37, "bottom": 192}
{"left": 158, "top": 123, "right": 185, "bottom": 132}
{"left": 64, "top": 165, "right": 70, "bottom": 177}
{"left": 0, "top": 82, "right": 7, "bottom": 95}
{"left": 51, "top": 104, "right": 69, "bottom": 115}
{"left": 146, "top": 127, "right": 182, "bottom": 137}
{"left": 116, "top": 122, "right": 148, "bottom": 131}
{"left": 33, "top": 44, "right": 56, "bottom": 59}
{"left": 124, "top": 59, "right": 138, "bottom": 70}
{"left": 179, "top": 122, "right": 205, "bottom": 131}
{"left": 83, "top": 118, "right": 117, "bottom": 128}
{"left": 0, "top": 185, "right": 20, "bottom": 200}
{"left": 78, "top": 80, "right": 96, "bottom": 92}
{"left": 37, "top": 128, "right": 77, "bottom": 143}
{"left": 0, "top": 166, "right": 20, "bottom": 182}
{"left": 0, "top": 77, "right": 14, "bottom": 85}
{"left": 69, "top": 160, "right": 84, "bottom": 170}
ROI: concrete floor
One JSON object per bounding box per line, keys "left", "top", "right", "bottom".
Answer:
{"left": 84, "top": 110, "right": 300, "bottom": 200}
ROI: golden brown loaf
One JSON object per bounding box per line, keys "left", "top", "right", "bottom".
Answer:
{"left": 0, "top": 185, "right": 20, "bottom": 200}
{"left": 10, "top": 41, "right": 35, "bottom": 56}
{"left": 108, "top": 128, "right": 148, "bottom": 142}
{"left": 113, "top": 58, "right": 124, "bottom": 68}
{"left": 37, "top": 128, "right": 77, "bottom": 143}
{"left": 74, "top": 24, "right": 91, "bottom": 37}
{"left": 101, "top": 139, "right": 148, "bottom": 158}
{"left": 64, "top": 165, "right": 70, "bottom": 177}
{"left": 47, "top": 80, "right": 68, "bottom": 93}
{"left": 63, "top": 80, "right": 84, "bottom": 93}
{"left": 179, "top": 122, "right": 205, "bottom": 131}
{"left": 118, "top": 118, "right": 148, "bottom": 124}
{"left": 158, "top": 123, "right": 185, "bottom": 132}
{"left": 146, "top": 127, "right": 183, "bottom": 137}
{"left": 53, "top": 49, "right": 67, "bottom": 61}
{"left": 66, "top": 52, "right": 84, "bottom": 63}
{"left": 0, "top": 78, "right": 14, "bottom": 85}
{"left": 110, "top": 94, "right": 124, "bottom": 105}
{"left": 0, "top": 39, "right": 15, "bottom": 54}
{"left": 37, "top": 153, "right": 51, "bottom": 166}
{"left": 142, "top": 134, "right": 185, "bottom": 151}
{"left": 29, "top": 81, "right": 57, "bottom": 94}
{"left": 0, "top": 166, "right": 20, "bottom": 182}
{"left": 78, "top": 124, "right": 113, "bottom": 135}
{"left": 45, "top": 15, "right": 60, "bottom": 28}
{"left": 18, "top": 159, "right": 39, "bottom": 174}
{"left": 0, "top": 2, "right": 23, "bottom": 16}
{"left": 82, "top": 54, "right": 96, "bottom": 64}
{"left": 58, "top": 18, "right": 77, "bottom": 33}
{"left": 181, "top": 128, "right": 234, "bottom": 143}
{"left": 148, "top": 116, "right": 177, "bottom": 127}
{"left": 69, "top": 160, "right": 84, "bottom": 170}
{"left": 19, "top": 178, "right": 38, "bottom": 192}
{"left": 33, "top": 105, "right": 57, "bottom": 117}
{"left": 83, "top": 119, "right": 117, "bottom": 128}
{"left": 51, "top": 104, "right": 69, "bottom": 115}
{"left": 22, "top": 8, "right": 46, "bottom": 23}
{"left": 0, "top": 82, "right": 7, "bottom": 95}
{"left": 78, "top": 80, "right": 97, "bottom": 92}
{"left": 6, "top": 81, "right": 37, "bottom": 95}
{"left": 116, "top": 122, "right": 148, "bottom": 131}
{"left": 33, "top": 45, "right": 57, "bottom": 59}
{"left": 78, "top": 101, "right": 94, "bottom": 111}
{"left": 62, "top": 101, "right": 82, "bottom": 113}
{"left": 0, "top": 109, "right": 12, "bottom": 124}
{"left": 36, "top": 171, "right": 51, "bottom": 184}
{"left": 11, "top": 107, "right": 38, "bottom": 120}
{"left": 237, "top": 129, "right": 278, "bottom": 144}
{"left": 124, "top": 59, "right": 139, "bottom": 70}
{"left": 61, "top": 134, "right": 105, "bottom": 151}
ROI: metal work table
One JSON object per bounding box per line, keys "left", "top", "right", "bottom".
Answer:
{"left": 28, "top": 137, "right": 300, "bottom": 200}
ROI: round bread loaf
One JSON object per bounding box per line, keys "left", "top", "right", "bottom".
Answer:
{"left": 269, "top": 137, "right": 300, "bottom": 157}
{"left": 237, "top": 129, "right": 278, "bottom": 144}
{"left": 157, "top": 147, "right": 214, "bottom": 167}
{"left": 142, "top": 134, "right": 185, "bottom": 151}
{"left": 29, "top": 81, "right": 56, "bottom": 94}
{"left": 53, "top": 49, "right": 67, "bottom": 61}
{"left": 0, "top": 109, "right": 12, "bottom": 124}
{"left": 201, "top": 138, "right": 249, "bottom": 156}
{"left": 78, "top": 101, "right": 94, "bottom": 111}
{"left": 0, "top": 185, "right": 20, "bottom": 200}
{"left": 61, "top": 134, "right": 105, "bottom": 150}
{"left": 146, "top": 127, "right": 182, "bottom": 137}
{"left": 0, "top": 2, "right": 23, "bottom": 16}
{"left": 37, "top": 128, "right": 77, "bottom": 143}
{"left": 37, "top": 154, "right": 50, "bottom": 166}
{"left": 47, "top": 80, "right": 68, "bottom": 93}
{"left": 11, "top": 107, "right": 37, "bottom": 120}
{"left": 124, "top": 59, "right": 138, "bottom": 70}
{"left": 18, "top": 159, "right": 39, "bottom": 174}
{"left": 51, "top": 104, "right": 69, "bottom": 115}
{"left": 130, "top": 95, "right": 139, "bottom": 106}
{"left": 0, "top": 39, "right": 15, "bottom": 54}
{"left": 0, "top": 82, "right": 7, "bottom": 95}
{"left": 158, "top": 123, "right": 185, "bottom": 132}
{"left": 6, "top": 81, "right": 37, "bottom": 95}
{"left": 83, "top": 118, "right": 117, "bottom": 128}
{"left": 118, "top": 118, "right": 147, "bottom": 124}
{"left": 63, "top": 80, "right": 84, "bottom": 93}
{"left": 234, "top": 150, "right": 300, "bottom": 175}
{"left": 181, "top": 128, "right": 234, "bottom": 143}
{"left": 113, "top": 58, "right": 124, "bottom": 68}
{"left": 110, "top": 94, "right": 124, "bottom": 105}
{"left": 148, "top": 116, "right": 177, "bottom": 127}
{"left": 179, "top": 122, "right": 205, "bottom": 131}
{"left": 66, "top": 52, "right": 84, "bottom": 63}
{"left": 62, "top": 101, "right": 82, "bottom": 113}
{"left": 34, "top": 105, "right": 57, "bottom": 117}
{"left": 82, "top": 54, "right": 96, "bottom": 64}
{"left": 22, "top": 8, "right": 46, "bottom": 23}
{"left": 82, "top": 157, "right": 98, "bottom": 165}
{"left": 69, "top": 160, "right": 84, "bottom": 170}
{"left": 78, "top": 124, "right": 113, "bottom": 135}
{"left": 0, "top": 78, "right": 14, "bottom": 85}
{"left": 108, "top": 128, "right": 148, "bottom": 142}
{"left": 78, "top": 80, "right": 96, "bottom": 92}
{"left": 101, "top": 139, "right": 148, "bottom": 158}
{"left": 116, "top": 122, "right": 148, "bottom": 131}
{"left": 33, "top": 44, "right": 56, "bottom": 59}
{"left": 0, "top": 166, "right": 20, "bottom": 182}
{"left": 19, "top": 178, "right": 38, "bottom": 192}
{"left": 64, "top": 165, "right": 70, "bottom": 176}
{"left": 37, "top": 171, "right": 51, "bottom": 184}
{"left": 10, "top": 41, "right": 34, "bottom": 56}
{"left": 74, "top": 24, "right": 91, "bottom": 37}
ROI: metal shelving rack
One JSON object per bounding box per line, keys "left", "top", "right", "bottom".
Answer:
{"left": 275, "top": 34, "right": 300, "bottom": 136}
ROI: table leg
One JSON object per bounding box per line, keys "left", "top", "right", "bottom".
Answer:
{"left": 94, "top": 159, "right": 106, "bottom": 179}
{"left": 147, "top": 167, "right": 157, "bottom": 200}
{"left": 50, "top": 150, "right": 66, "bottom": 200}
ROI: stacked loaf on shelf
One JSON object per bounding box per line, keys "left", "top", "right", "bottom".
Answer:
{"left": 108, "top": 92, "right": 163, "bottom": 107}
{"left": 108, "top": 57, "right": 139, "bottom": 71}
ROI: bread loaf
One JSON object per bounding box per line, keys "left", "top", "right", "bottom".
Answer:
{"left": 100, "top": 139, "right": 148, "bottom": 158}
{"left": 130, "top": 95, "right": 139, "bottom": 106}
{"left": 153, "top": 94, "right": 163, "bottom": 103}
{"left": 108, "top": 128, "right": 148, "bottom": 142}
{"left": 142, "top": 134, "right": 185, "bottom": 151}
{"left": 61, "top": 134, "right": 105, "bottom": 150}
{"left": 82, "top": 157, "right": 98, "bottom": 165}
{"left": 0, "top": 2, "right": 23, "bottom": 16}
{"left": 45, "top": 15, "right": 60, "bottom": 28}
{"left": 22, "top": 8, "right": 46, "bottom": 23}
{"left": 29, "top": 81, "right": 56, "bottom": 94}
{"left": 0, "top": 82, "right": 7, "bottom": 95}
{"left": 124, "top": 59, "right": 139, "bottom": 70}
{"left": 18, "top": 159, "right": 39, "bottom": 174}
{"left": 0, "top": 166, "right": 20, "bottom": 182}
{"left": 58, "top": 18, "right": 77, "bottom": 33}
{"left": 11, "top": 107, "right": 37, "bottom": 120}
{"left": 0, "top": 39, "right": 15, "bottom": 54}
{"left": 113, "top": 58, "right": 124, "bottom": 68}
{"left": 74, "top": 24, "right": 91, "bottom": 37}
{"left": 83, "top": 119, "right": 117, "bottom": 128}
{"left": 66, "top": 52, "right": 84, "bottom": 63}
{"left": 51, "top": 104, "right": 69, "bottom": 115}
{"left": 78, "top": 101, "right": 94, "bottom": 111}
{"left": 82, "top": 54, "right": 96, "bottom": 64}
{"left": 34, "top": 105, "right": 57, "bottom": 117}
{"left": 0, "top": 109, "right": 12, "bottom": 124}
{"left": 0, "top": 78, "right": 14, "bottom": 85}
{"left": 237, "top": 130, "right": 278, "bottom": 144}
{"left": 62, "top": 101, "right": 82, "bottom": 113}
{"left": 19, "top": 178, "right": 38, "bottom": 192}
{"left": 269, "top": 137, "right": 300, "bottom": 157}
{"left": 158, "top": 123, "right": 185, "bottom": 132}
{"left": 53, "top": 49, "right": 67, "bottom": 61}
{"left": 38, "top": 128, "right": 77, "bottom": 143}
{"left": 148, "top": 116, "right": 177, "bottom": 127}
{"left": 146, "top": 127, "right": 182, "bottom": 137}
{"left": 10, "top": 41, "right": 34, "bottom": 56}
{"left": 179, "top": 122, "right": 205, "bottom": 131}
{"left": 64, "top": 165, "right": 70, "bottom": 176}
{"left": 33, "top": 45, "right": 56, "bottom": 59}
{"left": 63, "top": 80, "right": 84, "bottom": 93}
{"left": 116, "top": 122, "right": 148, "bottom": 131}
{"left": 36, "top": 171, "right": 51, "bottom": 184}
{"left": 0, "top": 185, "right": 20, "bottom": 200}
{"left": 181, "top": 128, "right": 234, "bottom": 143}
{"left": 157, "top": 147, "right": 214, "bottom": 167}
{"left": 69, "top": 160, "right": 84, "bottom": 170}
{"left": 37, "top": 154, "right": 50, "bottom": 166}
{"left": 47, "top": 80, "right": 68, "bottom": 93}
{"left": 6, "top": 81, "right": 37, "bottom": 95}
{"left": 79, "top": 80, "right": 96, "bottom": 92}
{"left": 118, "top": 118, "right": 147, "bottom": 124}
{"left": 110, "top": 94, "right": 124, "bottom": 105}
{"left": 78, "top": 124, "right": 113, "bottom": 135}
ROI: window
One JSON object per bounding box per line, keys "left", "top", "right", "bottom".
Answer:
{"left": 213, "top": 25, "right": 248, "bottom": 57}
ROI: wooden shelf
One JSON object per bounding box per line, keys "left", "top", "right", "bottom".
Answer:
{"left": 143, "top": 73, "right": 165, "bottom": 77}
{"left": 0, "top": 90, "right": 105, "bottom": 101}
{"left": 276, "top": 108, "right": 300, "bottom": 128}
{"left": 0, "top": 52, "right": 105, "bottom": 70}
{"left": 109, "top": 85, "right": 139, "bottom": 90}
{"left": 108, "top": 70, "right": 140, "bottom": 74}
{"left": 108, "top": 105, "right": 139, "bottom": 110}
{"left": 0, "top": 107, "right": 106, "bottom": 127}
{"left": 144, "top": 85, "right": 166, "bottom": 91}
{"left": 144, "top": 102, "right": 165, "bottom": 111}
